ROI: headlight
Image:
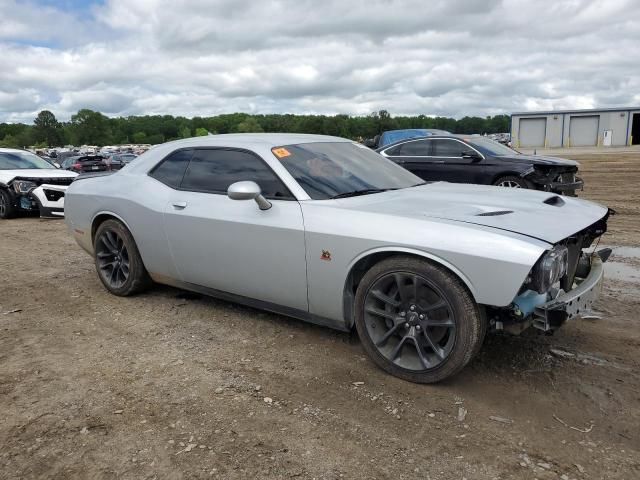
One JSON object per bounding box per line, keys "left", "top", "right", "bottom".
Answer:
{"left": 527, "top": 245, "right": 569, "bottom": 293}
{"left": 13, "top": 180, "right": 38, "bottom": 194}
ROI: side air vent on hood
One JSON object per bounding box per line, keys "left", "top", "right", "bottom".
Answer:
{"left": 543, "top": 195, "right": 565, "bottom": 207}
{"left": 476, "top": 210, "right": 513, "bottom": 216}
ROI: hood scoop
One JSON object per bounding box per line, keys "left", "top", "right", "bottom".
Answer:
{"left": 476, "top": 210, "right": 513, "bottom": 216}
{"left": 543, "top": 195, "right": 565, "bottom": 207}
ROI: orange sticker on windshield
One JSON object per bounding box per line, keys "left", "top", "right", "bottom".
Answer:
{"left": 272, "top": 147, "right": 291, "bottom": 158}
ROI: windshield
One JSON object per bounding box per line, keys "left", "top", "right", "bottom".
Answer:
{"left": 465, "top": 137, "right": 519, "bottom": 156}
{"left": 273, "top": 142, "right": 423, "bottom": 200}
{"left": 0, "top": 151, "right": 57, "bottom": 170}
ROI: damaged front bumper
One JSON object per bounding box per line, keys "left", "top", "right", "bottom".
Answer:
{"left": 546, "top": 177, "right": 584, "bottom": 194}
{"left": 524, "top": 168, "right": 584, "bottom": 195}
{"left": 532, "top": 249, "right": 609, "bottom": 332}
{"left": 28, "top": 184, "right": 68, "bottom": 218}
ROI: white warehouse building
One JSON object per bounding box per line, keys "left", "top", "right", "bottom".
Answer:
{"left": 511, "top": 107, "right": 640, "bottom": 148}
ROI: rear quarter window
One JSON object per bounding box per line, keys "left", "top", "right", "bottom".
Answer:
{"left": 149, "top": 149, "right": 194, "bottom": 188}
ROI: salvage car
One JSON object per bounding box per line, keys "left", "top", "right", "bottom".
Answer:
{"left": 364, "top": 128, "right": 450, "bottom": 149}
{"left": 61, "top": 154, "right": 108, "bottom": 174}
{"left": 65, "top": 134, "right": 612, "bottom": 383}
{"left": 378, "top": 135, "right": 583, "bottom": 195}
{"left": 0, "top": 148, "right": 78, "bottom": 219}
{"left": 104, "top": 153, "right": 138, "bottom": 170}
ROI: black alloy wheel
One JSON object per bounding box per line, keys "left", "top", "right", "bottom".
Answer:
{"left": 355, "top": 256, "right": 486, "bottom": 383}
{"left": 363, "top": 272, "right": 456, "bottom": 371}
{"left": 93, "top": 219, "right": 152, "bottom": 296}
{"left": 96, "top": 228, "right": 131, "bottom": 289}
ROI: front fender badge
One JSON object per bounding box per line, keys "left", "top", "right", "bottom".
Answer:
{"left": 320, "top": 250, "right": 332, "bottom": 261}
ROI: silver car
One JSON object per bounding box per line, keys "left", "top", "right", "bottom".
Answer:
{"left": 65, "top": 134, "right": 612, "bottom": 383}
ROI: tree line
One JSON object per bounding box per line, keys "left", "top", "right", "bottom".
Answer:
{"left": 0, "top": 109, "right": 510, "bottom": 148}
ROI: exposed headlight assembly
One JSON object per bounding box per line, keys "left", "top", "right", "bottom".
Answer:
{"left": 527, "top": 245, "right": 569, "bottom": 293}
{"left": 13, "top": 180, "right": 38, "bottom": 194}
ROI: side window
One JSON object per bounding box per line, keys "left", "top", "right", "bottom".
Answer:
{"left": 180, "top": 149, "right": 293, "bottom": 199}
{"left": 398, "top": 140, "right": 431, "bottom": 156}
{"left": 432, "top": 140, "right": 466, "bottom": 157}
{"left": 384, "top": 145, "right": 402, "bottom": 156}
{"left": 150, "top": 149, "right": 193, "bottom": 188}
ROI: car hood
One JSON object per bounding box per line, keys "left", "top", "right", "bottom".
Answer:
{"left": 0, "top": 169, "right": 78, "bottom": 184}
{"left": 333, "top": 182, "right": 608, "bottom": 244}
{"left": 497, "top": 154, "right": 578, "bottom": 167}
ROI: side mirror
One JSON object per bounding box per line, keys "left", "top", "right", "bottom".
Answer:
{"left": 227, "top": 181, "right": 272, "bottom": 210}
{"left": 462, "top": 150, "right": 482, "bottom": 161}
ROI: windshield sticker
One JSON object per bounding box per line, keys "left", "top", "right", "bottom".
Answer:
{"left": 272, "top": 147, "right": 291, "bottom": 158}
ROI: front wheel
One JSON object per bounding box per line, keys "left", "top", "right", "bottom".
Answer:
{"left": 492, "top": 175, "right": 531, "bottom": 189}
{"left": 0, "top": 189, "right": 16, "bottom": 219}
{"left": 354, "top": 256, "right": 486, "bottom": 383}
{"left": 93, "top": 219, "right": 152, "bottom": 296}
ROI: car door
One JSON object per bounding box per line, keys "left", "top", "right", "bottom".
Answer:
{"left": 430, "top": 139, "right": 483, "bottom": 183}
{"left": 383, "top": 139, "right": 438, "bottom": 181}
{"left": 160, "top": 147, "right": 309, "bottom": 312}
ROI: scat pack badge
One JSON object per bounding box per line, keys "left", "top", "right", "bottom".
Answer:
{"left": 320, "top": 250, "right": 332, "bottom": 261}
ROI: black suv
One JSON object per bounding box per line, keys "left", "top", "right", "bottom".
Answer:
{"left": 377, "top": 135, "right": 583, "bottom": 195}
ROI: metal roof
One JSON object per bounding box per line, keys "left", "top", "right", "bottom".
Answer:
{"left": 511, "top": 106, "right": 640, "bottom": 116}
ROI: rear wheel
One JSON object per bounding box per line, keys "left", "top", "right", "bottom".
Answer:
{"left": 0, "top": 189, "right": 15, "bottom": 219}
{"left": 493, "top": 175, "right": 531, "bottom": 189}
{"left": 93, "top": 219, "right": 152, "bottom": 296}
{"left": 354, "top": 256, "right": 486, "bottom": 383}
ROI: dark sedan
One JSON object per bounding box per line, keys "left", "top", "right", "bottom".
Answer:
{"left": 104, "top": 153, "right": 138, "bottom": 170}
{"left": 61, "top": 155, "right": 108, "bottom": 174}
{"left": 377, "top": 135, "right": 583, "bottom": 195}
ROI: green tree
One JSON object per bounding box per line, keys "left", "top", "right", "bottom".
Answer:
{"left": 69, "top": 109, "right": 113, "bottom": 146}
{"left": 179, "top": 126, "right": 192, "bottom": 138}
{"left": 0, "top": 134, "right": 19, "bottom": 148}
{"left": 33, "top": 110, "right": 62, "bottom": 146}
{"left": 234, "top": 117, "right": 264, "bottom": 133}
{"left": 132, "top": 131, "right": 147, "bottom": 143}
{"left": 195, "top": 127, "right": 209, "bottom": 136}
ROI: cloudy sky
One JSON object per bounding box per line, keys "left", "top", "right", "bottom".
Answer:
{"left": 1, "top": 0, "right": 639, "bottom": 123}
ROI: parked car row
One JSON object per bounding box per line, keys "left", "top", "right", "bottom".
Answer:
{"left": 57, "top": 153, "right": 138, "bottom": 173}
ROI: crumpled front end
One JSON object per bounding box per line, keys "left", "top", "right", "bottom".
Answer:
{"left": 493, "top": 209, "right": 613, "bottom": 334}
{"left": 7, "top": 176, "right": 74, "bottom": 218}
{"left": 523, "top": 166, "right": 584, "bottom": 196}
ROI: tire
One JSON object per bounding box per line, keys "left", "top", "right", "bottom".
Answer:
{"left": 93, "top": 219, "right": 152, "bottom": 296}
{"left": 0, "top": 189, "right": 16, "bottom": 219}
{"left": 354, "top": 256, "right": 486, "bottom": 383}
{"left": 492, "top": 175, "right": 531, "bottom": 189}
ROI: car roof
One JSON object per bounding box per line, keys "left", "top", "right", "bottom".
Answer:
{"left": 0, "top": 147, "right": 35, "bottom": 154}
{"left": 157, "top": 133, "right": 351, "bottom": 150}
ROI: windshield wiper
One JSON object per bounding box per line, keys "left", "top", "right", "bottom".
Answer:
{"left": 330, "top": 188, "right": 396, "bottom": 199}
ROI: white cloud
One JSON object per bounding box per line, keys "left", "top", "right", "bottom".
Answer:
{"left": 0, "top": 0, "right": 639, "bottom": 123}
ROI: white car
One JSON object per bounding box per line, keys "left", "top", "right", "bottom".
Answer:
{"left": 65, "top": 134, "right": 612, "bottom": 383}
{"left": 0, "top": 148, "right": 78, "bottom": 219}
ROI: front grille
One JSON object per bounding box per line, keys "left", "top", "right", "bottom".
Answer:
{"left": 556, "top": 172, "right": 575, "bottom": 183}
{"left": 16, "top": 176, "right": 75, "bottom": 186}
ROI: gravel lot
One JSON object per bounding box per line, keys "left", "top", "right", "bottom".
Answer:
{"left": 1, "top": 151, "right": 639, "bottom": 479}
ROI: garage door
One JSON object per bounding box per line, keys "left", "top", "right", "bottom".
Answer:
{"left": 519, "top": 118, "right": 546, "bottom": 147}
{"left": 569, "top": 115, "right": 599, "bottom": 146}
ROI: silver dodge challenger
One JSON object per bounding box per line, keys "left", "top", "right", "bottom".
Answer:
{"left": 65, "top": 134, "right": 612, "bottom": 383}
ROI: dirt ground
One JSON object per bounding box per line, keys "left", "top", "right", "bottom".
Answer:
{"left": 1, "top": 151, "right": 639, "bottom": 479}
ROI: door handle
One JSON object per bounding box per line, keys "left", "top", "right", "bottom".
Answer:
{"left": 172, "top": 201, "right": 188, "bottom": 209}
